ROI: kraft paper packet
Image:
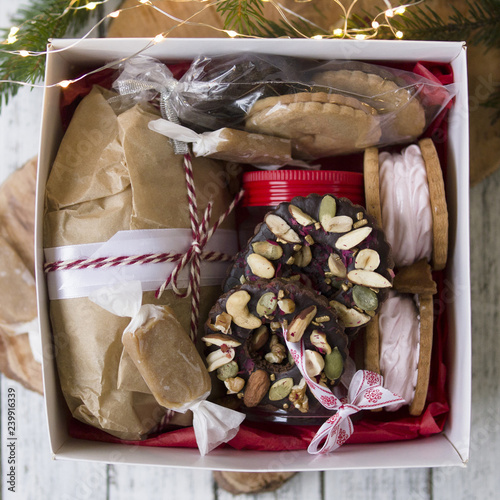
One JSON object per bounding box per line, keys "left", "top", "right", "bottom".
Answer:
{"left": 44, "top": 86, "right": 235, "bottom": 440}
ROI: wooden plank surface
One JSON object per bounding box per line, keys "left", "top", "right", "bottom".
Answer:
{"left": 1, "top": 2, "right": 500, "bottom": 499}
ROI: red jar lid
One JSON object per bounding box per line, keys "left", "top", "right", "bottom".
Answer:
{"left": 242, "top": 170, "right": 364, "bottom": 207}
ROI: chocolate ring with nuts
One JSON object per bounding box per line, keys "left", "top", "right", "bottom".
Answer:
{"left": 204, "top": 279, "right": 349, "bottom": 424}
{"left": 225, "top": 194, "right": 394, "bottom": 337}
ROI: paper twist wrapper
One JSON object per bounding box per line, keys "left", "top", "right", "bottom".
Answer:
{"left": 44, "top": 86, "right": 235, "bottom": 440}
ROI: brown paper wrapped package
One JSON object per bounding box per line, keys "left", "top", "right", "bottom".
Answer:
{"left": 44, "top": 86, "right": 235, "bottom": 440}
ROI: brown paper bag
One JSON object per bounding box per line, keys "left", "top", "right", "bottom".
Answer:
{"left": 44, "top": 86, "right": 235, "bottom": 439}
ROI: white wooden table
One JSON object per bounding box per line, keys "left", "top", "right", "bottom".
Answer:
{"left": 1, "top": 4, "right": 499, "bottom": 499}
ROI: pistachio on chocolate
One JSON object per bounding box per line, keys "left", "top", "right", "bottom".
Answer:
{"left": 256, "top": 292, "right": 278, "bottom": 317}
{"left": 269, "top": 377, "right": 294, "bottom": 401}
{"left": 216, "top": 361, "right": 239, "bottom": 381}
{"left": 324, "top": 347, "right": 343, "bottom": 381}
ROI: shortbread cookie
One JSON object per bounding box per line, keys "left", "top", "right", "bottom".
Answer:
{"left": 245, "top": 92, "right": 381, "bottom": 158}
{"left": 225, "top": 194, "right": 394, "bottom": 338}
{"left": 419, "top": 138, "right": 448, "bottom": 271}
{"left": 205, "top": 279, "right": 348, "bottom": 421}
{"left": 313, "top": 69, "right": 426, "bottom": 140}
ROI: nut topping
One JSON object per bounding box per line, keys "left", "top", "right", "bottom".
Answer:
{"left": 288, "top": 204, "right": 316, "bottom": 226}
{"left": 319, "top": 195, "right": 337, "bottom": 229}
{"left": 310, "top": 330, "right": 332, "bottom": 354}
{"left": 214, "top": 312, "right": 232, "bottom": 334}
{"left": 251, "top": 325, "right": 269, "bottom": 351}
{"left": 206, "top": 348, "right": 235, "bottom": 372}
{"left": 335, "top": 227, "right": 373, "bottom": 250}
{"left": 289, "top": 378, "right": 309, "bottom": 413}
{"left": 269, "top": 377, "right": 294, "bottom": 401}
{"left": 352, "top": 285, "right": 379, "bottom": 311}
{"left": 256, "top": 292, "right": 278, "bottom": 317}
{"left": 347, "top": 269, "right": 391, "bottom": 288}
{"left": 202, "top": 333, "right": 241, "bottom": 348}
{"left": 216, "top": 361, "right": 239, "bottom": 381}
{"left": 252, "top": 240, "right": 283, "bottom": 260}
{"left": 329, "top": 300, "right": 371, "bottom": 328}
{"left": 265, "top": 214, "right": 301, "bottom": 243}
{"left": 328, "top": 253, "right": 347, "bottom": 278}
{"left": 305, "top": 349, "right": 325, "bottom": 377}
{"left": 278, "top": 298, "right": 296, "bottom": 314}
{"left": 321, "top": 215, "right": 353, "bottom": 233}
{"left": 225, "top": 376, "right": 245, "bottom": 394}
{"left": 247, "top": 253, "right": 275, "bottom": 279}
{"left": 226, "top": 290, "right": 262, "bottom": 330}
{"left": 324, "top": 347, "right": 344, "bottom": 381}
{"left": 264, "top": 334, "right": 287, "bottom": 364}
{"left": 355, "top": 249, "right": 380, "bottom": 271}
{"left": 286, "top": 305, "right": 317, "bottom": 342}
{"left": 244, "top": 370, "right": 271, "bottom": 408}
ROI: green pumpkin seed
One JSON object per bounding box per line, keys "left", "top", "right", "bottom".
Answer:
{"left": 217, "top": 361, "right": 239, "bottom": 381}
{"left": 256, "top": 292, "right": 277, "bottom": 317}
{"left": 352, "top": 285, "right": 379, "bottom": 311}
{"left": 269, "top": 377, "right": 294, "bottom": 401}
{"left": 319, "top": 195, "right": 337, "bottom": 229}
{"left": 324, "top": 347, "right": 344, "bottom": 381}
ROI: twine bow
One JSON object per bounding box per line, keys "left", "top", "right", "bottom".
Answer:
{"left": 156, "top": 152, "right": 244, "bottom": 341}
{"left": 284, "top": 333, "right": 404, "bottom": 454}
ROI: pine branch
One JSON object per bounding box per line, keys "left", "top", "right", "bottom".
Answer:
{"left": 483, "top": 86, "right": 500, "bottom": 124}
{"left": 0, "top": 1, "right": 100, "bottom": 110}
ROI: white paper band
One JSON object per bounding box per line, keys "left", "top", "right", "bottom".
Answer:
{"left": 45, "top": 228, "right": 238, "bottom": 300}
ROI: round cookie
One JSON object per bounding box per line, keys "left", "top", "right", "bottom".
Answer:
{"left": 363, "top": 139, "right": 448, "bottom": 271}
{"left": 245, "top": 92, "right": 382, "bottom": 158}
{"left": 313, "top": 69, "right": 426, "bottom": 141}
{"left": 225, "top": 194, "right": 394, "bottom": 338}
{"left": 203, "top": 279, "right": 349, "bottom": 423}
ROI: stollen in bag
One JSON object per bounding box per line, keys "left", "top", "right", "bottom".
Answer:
{"left": 89, "top": 280, "right": 245, "bottom": 455}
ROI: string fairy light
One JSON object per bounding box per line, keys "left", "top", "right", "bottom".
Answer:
{"left": 0, "top": 0, "right": 423, "bottom": 92}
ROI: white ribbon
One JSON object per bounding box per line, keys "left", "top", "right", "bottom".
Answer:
{"left": 44, "top": 228, "right": 238, "bottom": 300}
{"left": 284, "top": 334, "right": 405, "bottom": 454}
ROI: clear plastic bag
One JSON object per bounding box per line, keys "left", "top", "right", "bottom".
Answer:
{"left": 173, "top": 54, "right": 457, "bottom": 159}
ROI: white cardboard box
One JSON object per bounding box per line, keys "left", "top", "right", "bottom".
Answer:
{"left": 36, "top": 38, "right": 471, "bottom": 470}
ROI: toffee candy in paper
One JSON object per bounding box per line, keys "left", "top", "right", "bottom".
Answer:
{"left": 205, "top": 279, "right": 348, "bottom": 422}
{"left": 122, "top": 305, "right": 211, "bottom": 409}
{"left": 245, "top": 92, "right": 381, "bottom": 158}
{"left": 225, "top": 194, "right": 394, "bottom": 338}
{"left": 198, "top": 128, "right": 292, "bottom": 166}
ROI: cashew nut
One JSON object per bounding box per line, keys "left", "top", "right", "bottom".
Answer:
{"left": 226, "top": 290, "right": 262, "bottom": 330}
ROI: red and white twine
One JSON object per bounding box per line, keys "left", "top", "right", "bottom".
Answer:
{"left": 45, "top": 152, "right": 244, "bottom": 342}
